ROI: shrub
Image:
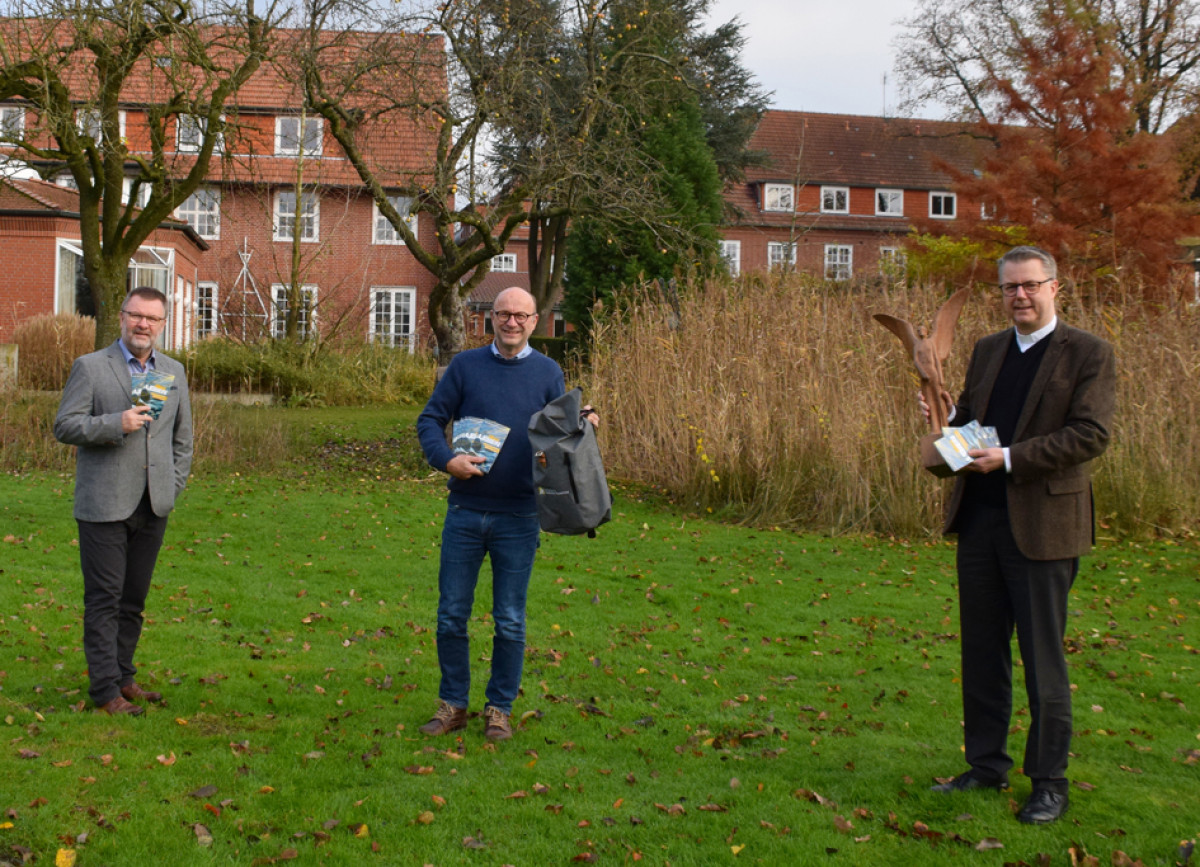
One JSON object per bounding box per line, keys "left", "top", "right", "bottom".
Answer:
{"left": 174, "top": 338, "right": 435, "bottom": 406}
{"left": 12, "top": 313, "right": 96, "bottom": 390}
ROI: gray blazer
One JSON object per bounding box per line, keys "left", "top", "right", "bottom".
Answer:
{"left": 944, "top": 322, "right": 1116, "bottom": 561}
{"left": 54, "top": 340, "right": 193, "bottom": 522}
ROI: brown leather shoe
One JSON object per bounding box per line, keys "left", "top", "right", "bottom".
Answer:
{"left": 419, "top": 700, "right": 467, "bottom": 736}
{"left": 484, "top": 705, "right": 512, "bottom": 742}
{"left": 95, "top": 695, "right": 145, "bottom": 716}
{"left": 121, "top": 683, "right": 164, "bottom": 705}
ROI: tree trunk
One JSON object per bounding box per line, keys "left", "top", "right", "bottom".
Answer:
{"left": 89, "top": 258, "right": 129, "bottom": 350}
{"left": 428, "top": 283, "right": 467, "bottom": 364}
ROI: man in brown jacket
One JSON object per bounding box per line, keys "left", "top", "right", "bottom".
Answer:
{"left": 923, "top": 246, "right": 1115, "bottom": 824}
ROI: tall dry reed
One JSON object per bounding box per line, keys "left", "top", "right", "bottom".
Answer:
{"left": 12, "top": 313, "right": 96, "bottom": 390}
{"left": 583, "top": 273, "right": 1200, "bottom": 539}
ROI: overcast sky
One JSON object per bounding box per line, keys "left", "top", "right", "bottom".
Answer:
{"left": 703, "top": 0, "right": 936, "bottom": 118}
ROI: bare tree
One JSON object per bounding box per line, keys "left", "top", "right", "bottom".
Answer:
{"left": 0, "top": 0, "right": 279, "bottom": 347}
{"left": 894, "top": 0, "right": 1200, "bottom": 134}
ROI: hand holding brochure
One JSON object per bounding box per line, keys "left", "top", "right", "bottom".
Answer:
{"left": 130, "top": 370, "right": 175, "bottom": 421}
{"left": 933, "top": 419, "right": 1000, "bottom": 472}
{"left": 451, "top": 417, "right": 510, "bottom": 474}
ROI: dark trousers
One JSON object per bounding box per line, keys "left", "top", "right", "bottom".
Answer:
{"left": 77, "top": 491, "right": 168, "bottom": 706}
{"left": 956, "top": 503, "right": 1077, "bottom": 795}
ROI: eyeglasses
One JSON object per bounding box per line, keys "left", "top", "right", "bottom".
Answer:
{"left": 999, "top": 278, "right": 1055, "bottom": 296}
{"left": 493, "top": 310, "right": 535, "bottom": 324}
{"left": 121, "top": 311, "right": 166, "bottom": 324}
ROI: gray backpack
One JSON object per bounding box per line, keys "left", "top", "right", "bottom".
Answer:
{"left": 528, "top": 388, "right": 612, "bottom": 537}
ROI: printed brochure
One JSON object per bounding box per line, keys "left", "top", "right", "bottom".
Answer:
{"left": 451, "top": 417, "right": 510, "bottom": 474}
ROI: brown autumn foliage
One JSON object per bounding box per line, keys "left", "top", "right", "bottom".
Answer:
{"left": 916, "top": 4, "right": 1200, "bottom": 294}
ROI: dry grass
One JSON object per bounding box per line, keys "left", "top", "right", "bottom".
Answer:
{"left": 12, "top": 313, "right": 95, "bottom": 390}
{"left": 582, "top": 272, "right": 1200, "bottom": 539}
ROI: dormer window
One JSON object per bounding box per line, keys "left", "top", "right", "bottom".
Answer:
{"left": 276, "top": 116, "right": 323, "bottom": 156}
{"left": 875, "top": 189, "right": 903, "bottom": 216}
{"left": 177, "top": 114, "right": 223, "bottom": 154}
{"left": 763, "top": 183, "right": 794, "bottom": 212}
{"left": 821, "top": 186, "right": 849, "bottom": 214}
{"left": 930, "top": 191, "right": 957, "bottom": 219}
{"left": 0, "top": 105, "right": 25, "bottom": 138}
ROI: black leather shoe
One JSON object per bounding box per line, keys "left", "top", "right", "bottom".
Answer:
{"left": 930, "top": 771, "right": 1009, "bottom": 793}
{"left": 1017, "top": 789, "right": 1068, "bottom": 824}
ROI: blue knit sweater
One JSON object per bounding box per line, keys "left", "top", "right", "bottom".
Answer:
{"left": 417, "top": 346, "right": 565, "bottom": 513}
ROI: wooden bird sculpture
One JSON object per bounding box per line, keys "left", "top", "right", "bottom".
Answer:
{"left": 873, "top": 287, "right": 969, "bottom": 434}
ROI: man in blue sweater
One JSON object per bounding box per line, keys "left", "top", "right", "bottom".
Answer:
{"left": 416, "top": 287, "right": 565, "bottom": 741}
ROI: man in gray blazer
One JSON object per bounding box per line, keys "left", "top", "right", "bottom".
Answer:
{"left": 54, "top": 287, "right": 193, "bottom": 716}
{"left": 922, "top": 246, "right": 1115, "bottom": 824}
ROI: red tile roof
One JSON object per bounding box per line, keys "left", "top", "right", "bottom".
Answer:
{"left": 0, "top": 175, "right": 81, "bottom": 212}
{"left": 729, "top": 110, "right": 985, "bottom": 220}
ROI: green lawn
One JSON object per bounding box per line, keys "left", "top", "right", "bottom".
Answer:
{"left": 1, "top": 437, "right": 1197, "bottom": 865}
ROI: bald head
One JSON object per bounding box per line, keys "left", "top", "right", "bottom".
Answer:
{"left": 492, "top": 286, "right": 539, "bottom": 358}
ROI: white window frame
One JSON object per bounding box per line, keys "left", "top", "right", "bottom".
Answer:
{"left": 930, "top": 191, "right": 957, "bottom": 219}
{"left": 0, "top": 105, "right": 24, "bottom": 138}
{"left": 491, "top": 253, "right": 518, "bottom": 273}
{"left": 875, "top": 188, "right": 904, "bottom": 217}
{"left": 824, "top": 244, "right": 853, "bottom": 280}
{"left": 767, "top": 241, "right": 797, "bottom": 271}
{"left": 718, "top": 240, "right": 741, "bottom": 277}
{"left": 980, "top": 201, "right": 997, "bottom": 220}
{"left": 177, "top": 114, "right": 223, "bottom": 154}
{"left": 368, "top": 287, "right": 417, "bottom": 351}
{"left": 75, "top": 108, "right": 126, "bottom": 142}
{"left": 55, "top": 239, "right": 86, "bottom": 315}
{"left": 821, "top": 186, "right": 849, "bottom": 214}
{"left": 271, "top": 284, "right": 318, "bottom": 340}
{"left": 879, "top": 246, "right": 906, "bottom": 275}
{"left": 196, "top": 281, "right": 219, "bottom": 339}
{"left": 121, "top": 177, "right": 153, "bottom": 207}
{"left": 274, "top": 190, "right": 319, "bottom": 242}
{"left": 275, "top": 115, "right": 323, "bottom": 157}
{"left": 372, "top": 194, "right": 418, "bottom": 245}
{"left": 176, "top": 187, "right": 221, "bottom": 240}
{"left": 763, "top": 183, "right": 794, "bottom": 213}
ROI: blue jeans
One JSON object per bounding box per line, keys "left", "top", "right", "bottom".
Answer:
{"left": 436, "top": 505, "right": 540, "bottom": 714}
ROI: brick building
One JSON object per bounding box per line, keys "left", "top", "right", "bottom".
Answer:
{"left": 721, "top": 110, "right": 983, "bottom": 279}
{"left": 0, "top": 26, "right": 444, "bottom": 350}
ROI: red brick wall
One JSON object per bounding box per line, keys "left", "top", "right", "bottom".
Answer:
{"left": 0, "top": 216, "right": 74, "bottom": 340}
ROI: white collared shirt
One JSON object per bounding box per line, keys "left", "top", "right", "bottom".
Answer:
{"left": 1014, "top": 316, "right": 1058, "bottom": 353}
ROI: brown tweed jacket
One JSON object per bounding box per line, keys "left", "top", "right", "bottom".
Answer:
{"left": 944, "top": 321, "right": 1116, "bottom": 561}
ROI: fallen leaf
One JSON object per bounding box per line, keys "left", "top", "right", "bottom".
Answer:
{"left": 416, "top": 811, "right": 435, "bottom": 825}
{"left": 156, "top": 752, "right": 177, "bottom": 767}
{"left": 352, "top": 823, "right": 369, "bottom": 838}
{"left": 403, "top": 765, "right": 433, "bottom": 775}
{"left": 504, "top": 790, "right": 528, "bottom": 799}
{"left": 55, "top": 850, "right": 76, "bottom": 867}
{"left": 976, "top": 838, "right": 1004, "bottom": 851}
{"left": 462, "top": 835, "right": 488, "bottom": 850}
{"left": 18, "top": 749, "right": 40, "bottom": 760}
{"left": 203, "top": 804, "right": 220, "bottom": 817}
{"left": 431, "top": 795, "right": 446, "bottom": 808}
{"left": 833, "top": 815, "right": 854, "bottom": 833}
{"left": 193, "top": 823, "right": 213, "bottom": 847}
{"left": 188, "top": 785, "right": 218, "bottom": 799}
{"left": 698, "top": 803, "right": 728, "bottom": 812}
{"left": 258, "top": 786, "right": 275, "bottom": 794}
{"left": 51, "top": 760, "right": 72, "bottom": 768}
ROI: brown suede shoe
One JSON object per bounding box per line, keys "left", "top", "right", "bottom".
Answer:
{"left": 94, "top": 695, "right": 145, "bottom": 716}
{"left": 121, "top": 683, "right": 164, "bottom": 705}
{"left": 419, "top": 700, "right": 468, "bottom": 736}
{"left": 484, "top": 705, "right": 512, "bottom": 742}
